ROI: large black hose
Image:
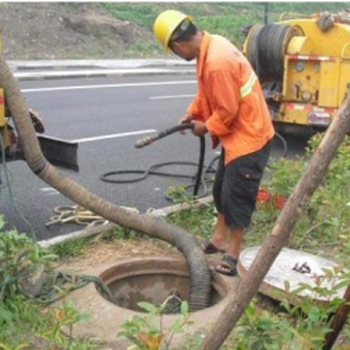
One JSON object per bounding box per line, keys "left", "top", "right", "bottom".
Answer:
{"left": 0, "top": 57, "right": 212, "bottom": 311}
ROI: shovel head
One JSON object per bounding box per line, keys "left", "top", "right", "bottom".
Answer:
{"left": 37, "top": 135, "right": 79, "bottom": 172}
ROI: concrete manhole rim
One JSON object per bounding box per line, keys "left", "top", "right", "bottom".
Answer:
{"left": 97, "top": 256, "right": 233, "bottom": 314}
{"left": 56, "top": 256, "right": 239, "bottom": 342}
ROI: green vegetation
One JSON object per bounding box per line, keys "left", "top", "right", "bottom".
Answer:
{"left": 3, "top": 133, "right": 350, "bottom": 348}
{"left": 233, "top": 267, "right": 350, "bottom": 350}
{"left": 118, "top": 298, "right": 203, "bottom": 350}
{"left": 0, "top": 223, "right": 98, "bottom": 348}
{"left": 100, "top": 2, "right": 348, "bottom": 51}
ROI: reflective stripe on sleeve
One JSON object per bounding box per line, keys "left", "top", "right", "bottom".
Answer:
{"left": 240, "top": 71, "right": 258, "bottom": 98}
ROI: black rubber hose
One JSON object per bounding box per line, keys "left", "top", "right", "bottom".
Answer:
{"left": 102, "top": 123, "right": 207, "bottom": 197}
{"left": 134, "top": 123, "right": 194, "bottom": 148}
{"left": 135, "top": 123, "right": 205, "bottom": 197}
{"left": 194, "top": 132, "right": 205, "bottom": 196}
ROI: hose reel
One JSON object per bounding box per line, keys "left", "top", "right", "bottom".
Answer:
{"left": 245, "top": 23, "right": 304, "bottom": 83}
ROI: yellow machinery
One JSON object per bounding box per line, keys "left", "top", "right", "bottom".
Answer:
{"left": 243, "top": 11, "right": 350, "bottom": 134}
{"left": 0, "top": 34, "right": 78, "bottom": 171}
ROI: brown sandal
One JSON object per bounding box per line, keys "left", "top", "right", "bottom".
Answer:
{"left": 201, "top": 238, "right": 225, "bottom": 254}
{"left": 215, "top": 254, "right": 238, "bottom": 276}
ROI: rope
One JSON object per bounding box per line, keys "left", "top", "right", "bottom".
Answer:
{"left": 46, "top": 205, "right": 109, "bottom": 227}
{"left": 45, "top": 204, "right": 139, "bottom": 227}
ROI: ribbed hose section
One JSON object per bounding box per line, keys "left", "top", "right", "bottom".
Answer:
{"left": 0, "top": 57, "right": 211, "bottom": 311}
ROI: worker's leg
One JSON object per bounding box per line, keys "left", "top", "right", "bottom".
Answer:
{"left": 209, "top": 212, "right": 228, "bottom": 251}
{"left": 215, "top": 141, "right": 272, "bottom": 275}
{"left": 211, "top": 214, "right": 244, "bottom": 259}
{"left": 226, "top": 226, "right": 244, "bottom": 260}
{"left": 201, "top": 149, "right": 227, "bottom": 253}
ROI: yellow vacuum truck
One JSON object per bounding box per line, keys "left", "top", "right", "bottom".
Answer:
{"left": 243, "top": 10, "right": 350, "bottom": 135}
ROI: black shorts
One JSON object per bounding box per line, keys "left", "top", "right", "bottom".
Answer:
{"left": 213, "top": 140, "right": 271, "bottom": 229}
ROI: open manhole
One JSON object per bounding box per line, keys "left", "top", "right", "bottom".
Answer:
{"left": 96, "top": 257, "right": 230, "bottom": 313}
{"left": 57, "top": 257, "right": 238, "bottom": 343}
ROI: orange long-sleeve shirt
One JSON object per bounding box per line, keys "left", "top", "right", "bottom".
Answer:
{"left": 187, "top": 32, "right": 275, "bottom": 165}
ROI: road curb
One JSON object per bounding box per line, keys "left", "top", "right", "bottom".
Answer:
{"left": 9, "top": 59, "right": 196, "bottom": 81}
{"left": 8, "top": 59, "right": 195, "bottom": 70}
{"left": 14, "top": 68, "right": 196, "bottom": 81}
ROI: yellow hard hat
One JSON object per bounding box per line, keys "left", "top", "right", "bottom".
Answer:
{"left": 153, "top": 9, "right": 193, "bottom": 51}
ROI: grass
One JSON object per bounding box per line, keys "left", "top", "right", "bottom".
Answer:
{"left": 100, "top": 2, "right": 348, "bottom": 54}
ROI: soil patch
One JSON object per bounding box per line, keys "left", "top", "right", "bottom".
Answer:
{"left": 0, "top": 3, "right": 154, "bottom": 60}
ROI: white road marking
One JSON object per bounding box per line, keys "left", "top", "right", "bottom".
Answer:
{"left": 40, "top": 187, "right": 59, "bottom": 195}
{"left": 71, "top": 129, "right": 157, "bottom": 143}
{"left": 150, "top": 94, "right": 195, "bottom": 100}
{"left": 21, "top": 80, "right": 196, "bottom": 93}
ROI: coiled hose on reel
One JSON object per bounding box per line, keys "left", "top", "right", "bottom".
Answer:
{"left": 246, "top": 23, "right": 303, "bottom": 82}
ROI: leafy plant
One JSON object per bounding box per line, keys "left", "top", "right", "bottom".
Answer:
{"left": 36, "top": 301, "right": 93, "bottom": 349}
{"left": 235, "top": 266, "right": 350, "bottom": 350}
{"left": 118, "top": 297, "right": 202, "bottom": 350}
{"left": 0, "top": 216, "right": 57, "bottom": 301}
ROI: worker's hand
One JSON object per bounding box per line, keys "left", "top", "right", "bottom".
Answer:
{"left": 178, "top": 113, "right": 194, "bottom": 135}
{"left": 191, "top": 121, "right": 208, "bottom": 137}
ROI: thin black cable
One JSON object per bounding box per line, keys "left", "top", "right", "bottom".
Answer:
{"left": 275, "top": 132, "right": 288, "bottom": 158}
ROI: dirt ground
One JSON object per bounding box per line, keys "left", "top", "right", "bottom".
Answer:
{"left": 0, "top": 3, "right": 154, "bottom": 60}
{"left": 57, "top": 223, "right": 220, "bottom": 273}
{"left": 59, "top": 235, "right": 183, "bottom": 272}
{"left": 56, "top": 227, "right": 223, "bottom": 350}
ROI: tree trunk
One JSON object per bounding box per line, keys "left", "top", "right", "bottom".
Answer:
{"left": 323, "top": 285, "right": 350, "bottom": 350}
{"left": 199, "top": 87, "right": 350, "bottom": 350}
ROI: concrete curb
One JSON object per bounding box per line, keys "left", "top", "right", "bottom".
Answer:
{"left": 13, "top": 68, "right": 196, "bottom": 81}
{"left": 8, "top": 59, "right": 196, "bottom": 80}
{"left": 8, "top": 59, "right": 195, "bottom": 71}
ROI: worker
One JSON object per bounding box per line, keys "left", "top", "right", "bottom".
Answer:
{"left": 153, "top": 10, "right": 274, "bottom": 276}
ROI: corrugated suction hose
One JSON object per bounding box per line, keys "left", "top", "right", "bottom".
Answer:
{"left": 0, "top": 56, "right": 211, "bottom": 311}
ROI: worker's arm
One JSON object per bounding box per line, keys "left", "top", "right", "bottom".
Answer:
{"left": 184, "top": 93, "right": 205, "bottom": 123}
{"left": 205, "top": 70, "right": 240, "bottom": 136}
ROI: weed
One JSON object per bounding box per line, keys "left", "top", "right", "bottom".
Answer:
{"left": 118, "top": 297, "right": 202, "bottom": 350}
{"left": 235, "top": 266, "right": 350, "bottom": 350}
{"left": 166, "top": 186, "right": 215, "bottom": 238}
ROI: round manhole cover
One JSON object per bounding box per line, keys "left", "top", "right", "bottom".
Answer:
{"left": 238, "top": 246, "right": 347, "bottom": 302}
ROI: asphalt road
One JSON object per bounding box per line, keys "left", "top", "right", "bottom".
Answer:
{"left": 0, "top": 74, "right": 308, "bottom": 241}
